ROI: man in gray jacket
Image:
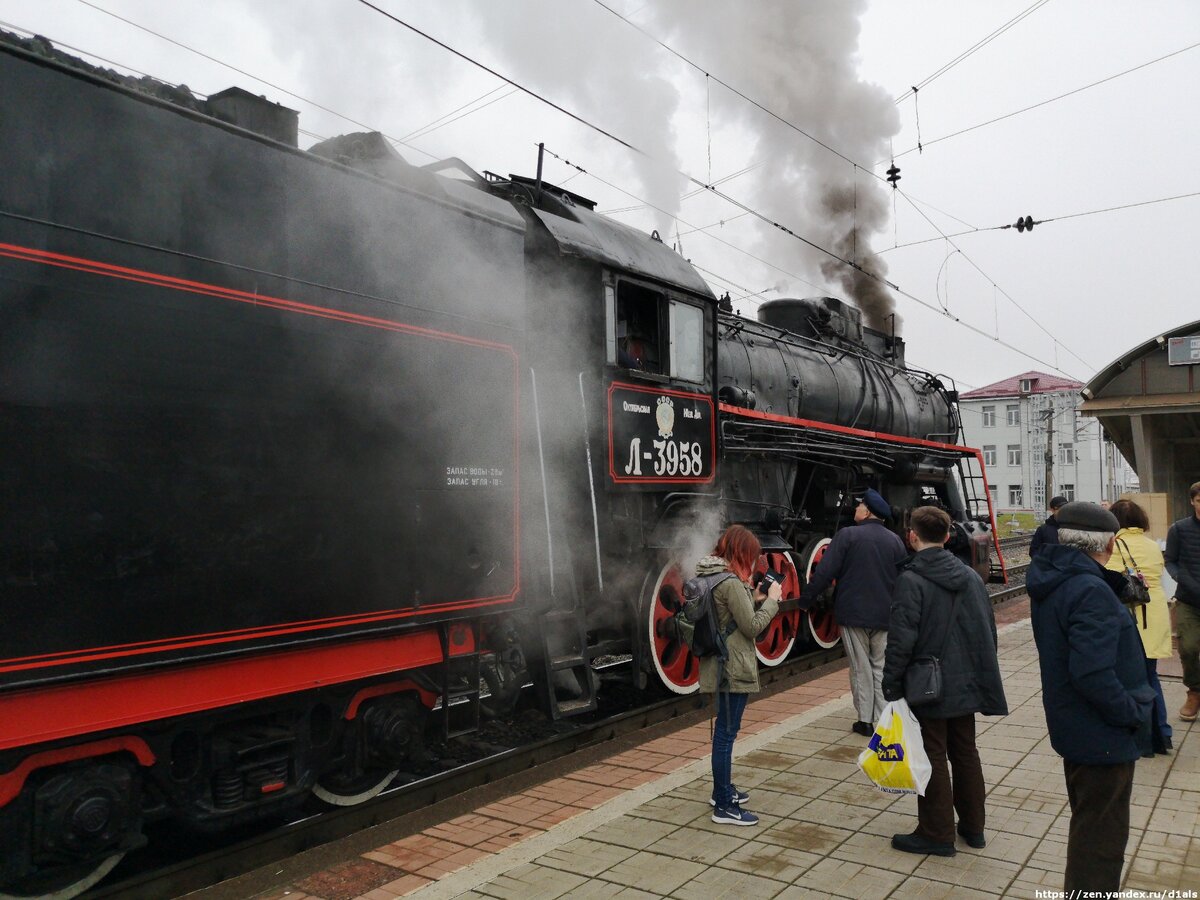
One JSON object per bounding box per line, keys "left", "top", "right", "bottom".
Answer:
{"left": 882, "top": 506, "right": 1008, "bottom": 857}
{"left": 1166, "top": 480, "right": 1200, "bottom": 721}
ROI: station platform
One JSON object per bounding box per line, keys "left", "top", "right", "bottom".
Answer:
{"left": 235, "top": 599, "right": 1198, "bottom": 900}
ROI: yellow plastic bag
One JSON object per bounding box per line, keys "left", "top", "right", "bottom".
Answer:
{"left": 857, "top": 699, "right": 932, "bottom": 796}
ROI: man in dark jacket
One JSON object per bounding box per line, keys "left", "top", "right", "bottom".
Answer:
{"left": 1028, "top": 501, "right": 1155, "bottom": 894}
{"left": 882, "top": 506, "right": 1008, "bottom": 857}
{"left": 1029, "top": 495, "right": 1067, "bottom": 557}
{"left": 800, "top": 488, "right": 906, "bottom": 735}
{"left": 1165, "top": 480, "right": 1200, "bottom": 721}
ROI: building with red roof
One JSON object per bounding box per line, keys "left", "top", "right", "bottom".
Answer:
{"left": 958, "top": 371, "right": 1136, "bottom": 513}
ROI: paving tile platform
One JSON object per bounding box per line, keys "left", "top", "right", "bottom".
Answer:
{"left": 234, "top": 599, "right": 1198, "bottom": 900}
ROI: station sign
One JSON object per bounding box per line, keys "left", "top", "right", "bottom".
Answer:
{"left": 1168, "top": 334, "right": 1200, "bottom": 366}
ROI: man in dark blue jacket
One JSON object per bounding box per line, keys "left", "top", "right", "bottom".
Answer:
{"left": 1028, "top": 501, "right": 1154, "bottom": 894}
{"left": 1165, "top": 480, "right": 1200, "bottom": 721}
{"left": 800, "top": 488, "right": 906, "bottom": 735}
{"left": 1029, "top": 495, "right": 1067, "bottom": 557}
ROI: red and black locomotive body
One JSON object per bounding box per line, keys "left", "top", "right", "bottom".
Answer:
{"left": 0, "top": 34, "right": 999, "bottom": 895}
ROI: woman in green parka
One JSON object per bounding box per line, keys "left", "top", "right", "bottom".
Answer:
{"left": 696, "top": 525, "right": 780, "bottom": 826}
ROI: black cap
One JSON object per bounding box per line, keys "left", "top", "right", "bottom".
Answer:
{"left": 1055, "top": 501, "right": 1119, "bottom": 533}
{"left": 1048, "top": 496, "right": 1068, "bottom": 510}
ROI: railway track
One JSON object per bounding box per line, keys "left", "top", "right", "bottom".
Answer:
{"left": 88, "top": 574, "right": 1033, "bottom": 899}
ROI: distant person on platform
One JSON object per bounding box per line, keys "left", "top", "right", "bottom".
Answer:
{"left": 799, "top": 488, "right": 906, "bottom": 736}
{"left": 1027, "top": 501, "right": 1155, "bottom": 894}
{"left": 882, "top": 506, "right": 1007, "bottom": 857}
{"left": 1106, "top": 499, "right": 1174, "bottom": 752}
{"left": 1030, "top": 495, "right": 1068, "bottom": 557}
{"left": 1166, "top": 480, "right": 1200, "bottom": 722}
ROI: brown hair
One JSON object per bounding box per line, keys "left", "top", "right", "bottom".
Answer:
{"left": 1109, "top": 499, "right": 1149, "bottom": 531}
{"left": 909, "top": 506, "right": 952, "bottom": 544}
{"left": 713, "top": 524, "right": 762, "bottom": 583}
{"left": 1191, "top": 481, "right": 1200, "bottom": 500}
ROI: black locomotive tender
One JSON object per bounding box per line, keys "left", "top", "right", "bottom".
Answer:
{"left": 0, "top": 34, "right": 1002, "bottom": 895}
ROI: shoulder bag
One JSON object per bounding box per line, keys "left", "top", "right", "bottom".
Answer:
{"left": 903, "top": 590, "right": 959, "bottom": 708}
{"left": 1115, "top": 537, "right": 1151, "bottom": 628}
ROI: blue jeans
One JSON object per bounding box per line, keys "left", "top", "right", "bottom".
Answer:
{"left": 711, "top": 691, "right": 749, "bottom": 808}
{"left": 1146, "top": 658, "right": 1172, "bottom": 743}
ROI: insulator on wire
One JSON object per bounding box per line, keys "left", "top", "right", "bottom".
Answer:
{"left": 886, "top": 164, "right": 901, "bottom": 187}
{"left": 1015, "top": 215, "right": 1035, "bottom": 233}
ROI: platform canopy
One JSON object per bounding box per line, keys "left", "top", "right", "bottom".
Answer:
{"left": 1081, "top": 317, "right": 1200, "bottom": 520}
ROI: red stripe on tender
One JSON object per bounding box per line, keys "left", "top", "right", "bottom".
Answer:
{"left": 0, "top": 631, "right": 444, "bottom": 752}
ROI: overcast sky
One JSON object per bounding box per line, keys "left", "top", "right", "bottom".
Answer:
{"left": 3, "top": 0, "right": 1197, "bottom": 392}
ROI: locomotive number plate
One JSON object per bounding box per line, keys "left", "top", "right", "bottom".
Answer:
{"left": 607, "top": 382, "right": 715, "bottom": 485}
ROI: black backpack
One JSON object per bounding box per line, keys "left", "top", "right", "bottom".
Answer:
{"left": 674, "top": 572, "right": 738, "bottom": 659}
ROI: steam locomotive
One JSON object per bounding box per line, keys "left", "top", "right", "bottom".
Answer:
{"left": 0, "top": 33, "right": 999, "bottom": 896}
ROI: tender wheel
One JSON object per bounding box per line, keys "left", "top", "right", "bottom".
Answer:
{"left": 801, "top": 537, "right": 841, "bottom": 649}
{"left": 753, "top": 551, "right": 801, "bottom": 666}
{"left": 644, "top": 558, "right": 700, "bottom": 694}
{"left": 312, "top": 769, "right": 399, "bottom": 806}
{"left": 0, "top": 852, "right": 125, "bottom": 900}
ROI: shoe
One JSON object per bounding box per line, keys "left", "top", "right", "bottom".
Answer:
{"left": 852, "top": 721, "right": 874, "bottom": 736}
{"left": 1156, "top": 736, "right": 1173, "bottom": 755}
{"left": 956, "top": 825, "right": 986, "bottom": 849}
{"left": 710, "top": 787, "right": 750, "bottom": 807}
{"left": 712, "top": 805, "right": 759, "bottom": 826}
{"left": 892, "top": 831, "right": 956, "bottom": 857}
{"left": 1180, "top": 690, "right": 1200, "bottom": 722}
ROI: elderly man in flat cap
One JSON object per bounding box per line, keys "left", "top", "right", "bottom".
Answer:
{"left": 800, "top": 488, "right": 906, "bottom": 735}
{"left": 1027, "top": 501, "right": 1155, "bottom": 895}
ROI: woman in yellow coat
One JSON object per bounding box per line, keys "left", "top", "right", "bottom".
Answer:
{"left": 1106, "top": 499, "right": 1173, "bottom": 753}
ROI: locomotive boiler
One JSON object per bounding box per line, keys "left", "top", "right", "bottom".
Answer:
{"left": 0, "top": 31, "right": 998, "bottom": 896}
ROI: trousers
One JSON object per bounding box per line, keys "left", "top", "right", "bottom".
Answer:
{"left": 710, "top": 691, "right": 748, "bottom": 808}
{"left": 914, "top": 713, "right": 986, "bottom": 844}
{"left": 1063, "top": 760, "right": 1134, "bottom": 892}
{"left": 1175, "top": 601, "right": 1200, "bottom": 692}
{"left": 842, "top": 625, "right": 887, "bottom": 723}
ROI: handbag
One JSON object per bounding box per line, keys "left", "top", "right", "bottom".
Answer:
{"left": 903, "top": 590, "right": 959, "bottom": 707}
{"left": 1115, "top": 538, "right": 1151, "bottom": 628}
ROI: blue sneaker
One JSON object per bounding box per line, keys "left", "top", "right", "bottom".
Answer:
{"left": 711, "top": 805, "right": 759, "bottom": 826}
{"left": 709, "top": 787, "right": 750, "bottom": 807}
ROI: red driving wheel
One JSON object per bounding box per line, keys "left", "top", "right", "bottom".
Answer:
{"left": 753, "top": 551, "right": 801, "bottom": 666}
{"left": 801, "top": 537, "right": 842, "bottom": 648}
{"left": 645, "top": 559, "right": 700, "bottom": 694}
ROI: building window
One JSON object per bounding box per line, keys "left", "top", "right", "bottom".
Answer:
{"left": 1020, "top": 377, "right": 1037, "bottom": 393}
{"left": 1059, "top": 442, "right": 1075, "bottom": 465}
{"left": 981, "top": 406, "right": 996, "bottom": 427}
{"left": 988, "top": 485, "right": 997, "bottom": 504}
{"left": 1008, "top": 485, "right": 1023, "bottom": 506}
{"left": 1062, "top": 484, "right": 1075, "bottom": 501}
{"left": 982, "top": 445, "right": 996, "bottom": 467}
{"left": 1006, "top": 404, "right": 1020, "bottom": 426}
{"left": 1007, "top": 445, "right": 1021, "bottom": 466}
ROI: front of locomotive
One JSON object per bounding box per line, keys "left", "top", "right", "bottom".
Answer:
{"left": 710, "top": 297, "right": 999, "bottom": 650}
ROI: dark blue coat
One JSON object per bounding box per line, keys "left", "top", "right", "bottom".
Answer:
{"left": 800, "top": 519, "right": 906, "bottom": 630}
{"left": 1028, "top": 544, "right": 1155, "bottom": 764}
{"left": 1029, "top": 515, "right": 1060, "bottom": 557}
{"left": 882, "top": 548, "right": 1008, "bottom": 719}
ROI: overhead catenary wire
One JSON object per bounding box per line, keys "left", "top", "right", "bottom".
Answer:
{"left": 891, "top": 39, "right": 1200, "bottom": 161}
{"left": 893, "top": 0, "right": 1053, "bottom": 104}
{"left": 873, "top": 189, "right": 1200, "bottom": 253}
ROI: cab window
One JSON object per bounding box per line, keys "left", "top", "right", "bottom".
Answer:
{"left": 612, "top": 280, "right": 704, "bottom": 383}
